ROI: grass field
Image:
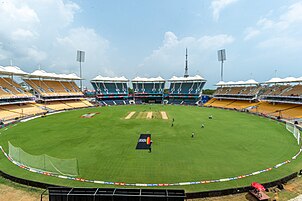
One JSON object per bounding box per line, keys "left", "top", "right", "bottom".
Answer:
{"left": 0, "top": 105, "right": 301, "bottom": 192}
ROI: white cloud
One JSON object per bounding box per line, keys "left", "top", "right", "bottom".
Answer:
{"left": 140, "top": 32, "right": 234, "bottom": 77}
{"left": 163, "top": 32, "right": 179, "bottom": 47}
{"left": 0, "top": 1, "right": 39, "bottom": 39}
{"left": 56, "top": 27, "right": 109, "bottom": 51}
{"left": 11, "top": 29, "right": 36, "bottom": 41}
{"left": 0, "top": 49, "right": 9, "bottom": 61}
{"left": 197, "top": 35, "right": 234, "bottom": 49}
{"left": 0, "top": 0, "right": 80, "bottom": 64}
{"left": 211, "top": 0, "right": 238, "bottom": 21}
{"left": 57, "top": 1, "right": 80, "bottom": 25}
{"left": 255, "top": 2, "right": 302, "bottom": 31}
{"left": 244, "top": 28, "right": 260, "bottom": 40}
{"left": 244, "top": 1, "right": 302, "bottom": 47}
{"left": 0, "top": 0, "right": 110, "bottom": 84}
{"left": 258, "top": 36, "right": 302, "bottom": 49}
{"left": 25, "top": 46, "right": 47, "bottom": 62}
{"left": 53, "top": 27, "right": 110, "bottom": 75}
{"left": 0, "top": 1, "right": 40, "bottom": 23}
{"left": 256, "top": 18, "right": 274, "bottom": 29}
{"left": 277, "top": 2, "right": 302, "bottom": 29}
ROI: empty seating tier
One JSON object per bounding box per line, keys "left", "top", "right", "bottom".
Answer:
{"left": 223, "top": 100, "right": 259, "bottom": 109}
{"left": 207, "top": 99, "right": 235, "bottom": 108}
{"left": 214, "top": 86, "right": 261, "bottom": 96}
{"left": 169, "top": 82, "right": 203, "bottom": 95}
{"left": 24, "top": 79, "right": 82, "bottom": 97}
{"left": 281, "top": 85, "right": 302, "bottom": 96}
{"left": 93, "top": 82, "right": 128, "bottom": 95}
{"left": 42, "top": 100, "right": 93, "bottom": 111}
{"left": 261, "top": 85, "right": 291, "bottom": 96}
{"left": 205, "top": 99, "right": 258, "bottom": 110}
{"left": 0, "top": 77, "right": 33, "bottom": 99}
{"left": 249, "top": 102, "right": 299, "bottom": 115}
{"left": 0, "top": 104, "right": 46, "bottom": 122}
{"left": 133, "top": 82, "right": 164, "bottom": 94}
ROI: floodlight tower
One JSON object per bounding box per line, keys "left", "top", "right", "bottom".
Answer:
{"left": 184, "top": 48, "right": 189, "bottom": 78}
{"left": 217, "top": 49, "right": 226, "bottom": 81}
{"left": 76, "top": 50, "right": 85, "bottom": 91}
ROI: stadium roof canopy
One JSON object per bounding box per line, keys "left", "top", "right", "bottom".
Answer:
{"left": 168, "top": 75, "right": 206, "bottom": 82}
{"left": 26, "top": 70, "right": 82, "bottom": 80}
{"left": 216, "top": 79, "right": 258, "bottom": 86}
{"left": 265, "top": 76, "right": 302, "bottom": 83}
{"left": 132, "top": 76, "right": 165, "bottom": 82}
{"left": 0, "top": 66, "right": 28, "bottom": 76}
{"left": 91, "top": 75, "right": 129, "bottom": 82}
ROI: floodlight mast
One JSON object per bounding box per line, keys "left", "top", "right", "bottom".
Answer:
{"left": 218, "top": 49, "right": 226, "bottom": 81}
{"left": 76, "top": 50, "right": 85, "bottom": 91}
{"left": 80, "top": 62, "right": 82, "bottom": 90}
{"left": 217, "top": 49, "right": 226, "bottom": 81}
{"left": 221, "top": 60, "right": 223, "bottom": 81}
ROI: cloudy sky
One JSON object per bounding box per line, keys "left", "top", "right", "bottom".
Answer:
{"left": 0, "top": 0, "right": 302, "bottom": 89}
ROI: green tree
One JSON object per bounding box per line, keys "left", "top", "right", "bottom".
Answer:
{"left": 202, "top": 89, "right": 215, "bottom": 95}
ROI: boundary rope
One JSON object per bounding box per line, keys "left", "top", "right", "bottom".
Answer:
{"left": 0, "top": 145, "right": 301, "bottom": 186}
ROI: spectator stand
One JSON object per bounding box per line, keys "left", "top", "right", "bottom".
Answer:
{"left": 132, "top": 76, "right": 165, "bottom": 104}
{"left": 0, "top": 66, "right": 35, "bottom": 104}
{"left": 91, "top": 76, "right": 129, "bottom": 106}
{"left": 22, "top": 70, "right": 90, "bottom": 111}
{"left": 168, "top": 75, "right": 206, "bottom": 105}
{"left": 0, "top": 66, "right": 39, "bottom": 123}
{"left": 214, "top": 79, "right": 260, "bottom": 101}
{"left": 260, "top": 77, "right": 302, "bottom": 105}
{"left": 204, "top": 80, "right": 261, "bottom": 110}
{"left": 205, "top": 77, "right": 302, "bottom": 120}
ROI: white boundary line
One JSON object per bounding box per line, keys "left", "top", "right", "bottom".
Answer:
{"left": 0, "top": 145, "right": 301, "bottom": 187}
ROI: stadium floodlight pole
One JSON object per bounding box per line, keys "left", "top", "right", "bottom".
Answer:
{"left": 217, "top": 49, "right": 226, "bottom": 81}
{"left": 220, "top": 60, "right": 224, "bottom": 81}
{"left": 80, "top": 62, "right": 82, "bottom": 90}
{"left": 76, "top": 50, "right": 85, "bottom": 91}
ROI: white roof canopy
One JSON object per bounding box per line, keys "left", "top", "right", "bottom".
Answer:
{"left": 26, "top": 70, "right": 82, "bottom": 80}
{"left": 265, "top": 77, "right": 302, "bottom": 83}
{"left": 168, "top": 75, "right": 206, "bottom": 82}
{"left": 245, "top": 79, "right": 259, "bottom": 85}
{"left": 216, "top": 79, "right": 259, "bottom": 86}
{"left": 132, "top": 76, "right": 165, "bottom": 82}
{"left": 91, "top": 75, "right": 129, "bottom": 82}
{"left": 0, "top": 66, "right": 28, "bottom": 76}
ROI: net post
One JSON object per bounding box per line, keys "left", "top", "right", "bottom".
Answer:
{"left": 43, "top": 154, "right": 46, "bottom": 170}
{"left": 76, "top": 159, "right": 79, "bottom": 175}
{"left": 18, "top": 145, "right": 20, "bottom": 163}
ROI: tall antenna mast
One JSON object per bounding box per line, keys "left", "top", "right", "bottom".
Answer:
{"left": 184, "top": 48, "right": 189, "bottom": 78}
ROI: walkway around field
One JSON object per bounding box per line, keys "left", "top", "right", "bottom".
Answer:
{"left": 0, "top": 183, "right": 47, "bottom": 201}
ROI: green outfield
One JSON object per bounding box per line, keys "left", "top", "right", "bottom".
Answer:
{"left": 0, "top": 105, "right": 301, "bottom": 192}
